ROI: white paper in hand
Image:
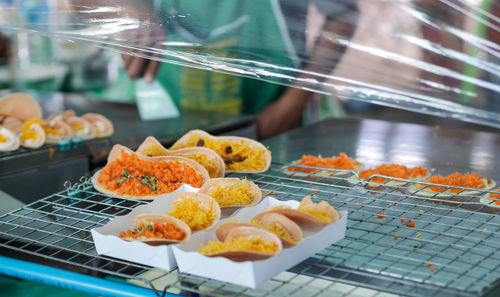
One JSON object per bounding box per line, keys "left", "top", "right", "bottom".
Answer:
{"left": 136, "top": 78, "right": 180, "bottom": 121}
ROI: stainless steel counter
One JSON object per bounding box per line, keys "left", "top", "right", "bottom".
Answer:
{"left": 265, "top": 117, "right": 500, "bottom": 181}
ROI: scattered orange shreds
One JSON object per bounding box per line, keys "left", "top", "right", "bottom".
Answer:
{"left": 359, "top": 164, "right": 428, "bottom": 184}
{"left": 361, "top": 213, "right": 365, "bottom": 217}
{"left": 288, "top": 153, "right": 360, "bottom": 173}
{"left": 400, "top": 216, "right": 405, "bottom": 223}
{"left": 424, "top": 172, "right": 490, "bottom": 193}
{"left": 488, "top": 187, "right": 500, "bottom": 205}
{"left": 262, "top": 191, "right": 269, "bottom": 196}
{"left": 376, "top": 212, "right": 386, "bottom": 219}
{"left": 119, "top": 222, "right": 184, "bottom": 241}
{"left": 311, "top": 187, "right": 319, "bottom": 194}
{"left": 356, "top": 202, "right": 362, "bottom": 205}
{"left": 407, "top": 221, "right": 416, "bottom": 228}
{"left": 394, "top": 236, "right": 398, "bottom": 240}
{"left": 114, "top": 207, "right": 121, "bottom": 211}
{"left": 427, "top": 263, "right": 435, "bottom": 272}
{"left": 97, "top": 151, "right": 205, "bottom": 196}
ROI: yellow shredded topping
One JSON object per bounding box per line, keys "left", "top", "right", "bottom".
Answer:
{"left": 70, "top": 124, "right": 85, "bottom": 132}
{"left": 44, "top": 127, "right": 62, "bottom": 136}
{"left": 20, "top": 129, "right": 38, "bottom": 141}
{"left": 0, "top": 134, "right": 7, "bottom": 143}
{"left": 298, "top": 204, "right": 334, "bottom": 223}
{"left": 20, "top": 119, "right": 43, "bottom": 141}
{"left": 22, "top": 119, "right": 44, "bottom": 130}
{"left": 266, "top": 205, "right": 291, "bottom": 211}
{"left": 208, "top": 179, "right": 253, "bottom": 207}
{"left": 139, "top": 143, "right": 167, "bottom": 157}
{"left": 251, "top": 220, "right": 299, "bottom": 244}
{"left": 183, "top": 153, "right": 220, "bottom": 178}
{"left": 167, "top": 197, "right": 216, "bottom": 231}
{"left": 172, "top": 131, "right": 268, "bottom": 172}
{"left": 199, "top": 236, "right": 278, "bottom": 255}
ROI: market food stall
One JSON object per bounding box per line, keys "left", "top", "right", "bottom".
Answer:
{"left": 0, "top": 117, "right": 499, "bottom": 297}
{"left": 0, "top": 0, "right": 498, "bottom": 296}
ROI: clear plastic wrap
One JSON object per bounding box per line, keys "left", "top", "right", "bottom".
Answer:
{"left": 0, "top": 0, "right": 498, "bottom": 128}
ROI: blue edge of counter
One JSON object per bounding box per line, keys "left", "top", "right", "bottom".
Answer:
{"left": 0, "top": 255, "right": 177, "bottom": 297}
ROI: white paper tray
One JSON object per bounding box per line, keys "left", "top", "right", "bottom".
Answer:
{"left": 173, "top": 197, "right": 348, "bottom": 289}
{"left": 90, "top": 184, "right": 198, "bottom": 271}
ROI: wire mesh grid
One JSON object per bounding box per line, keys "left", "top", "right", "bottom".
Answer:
{"left": 0, "top": 162, "right": 499, "bottom": 297}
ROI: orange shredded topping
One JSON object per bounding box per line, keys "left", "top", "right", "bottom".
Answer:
{"left": 311, "top": 187, "right": 319, "bottom": 194}
{"left": 97, "top": 151, "right": 205, "bottom": 196}
{"left": 394, "top": 236, "right": 398, "bottom": 240}
{"left": 376, "top": 212, "right": 386, "bottom": 219}
{"left": 119, "top": 221, "right": 184, "bottom": 241}
{"left": 359, "top": 164, "right": 428, "bottom": 184}
{"left": 361, "top": 213, "right": 365, "bottom": 216}
{"left": 424, "top": 172, "right": 490, "bottom": 193}
{"left": 488, "top": 188, "right": 500, "bottom": 205}
{"left": 288, "top": 153, "right": 360, "bottom": 173}
{"left": 407, "top": 221, "right": 416, "bottom": 228}
{"left": 400, "top": 216, "right": 405, "bottom": 223}
{"left": 138, "top": 144, "right": 220, "bottom": 178}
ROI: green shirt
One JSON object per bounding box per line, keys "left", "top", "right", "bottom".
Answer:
{"left": 157, "top": 0, "right": 298, "bottom": 115}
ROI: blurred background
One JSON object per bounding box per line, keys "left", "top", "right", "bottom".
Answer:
{"left": 0, "top": 0, "right": 497, "bottom": 130}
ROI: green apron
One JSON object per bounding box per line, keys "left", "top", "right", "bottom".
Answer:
{"left": 157, "top": 0, "right": 297, "bottom": 115}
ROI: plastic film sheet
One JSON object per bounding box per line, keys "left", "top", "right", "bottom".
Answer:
{"left": 0, "top": 0, "right": 498, "bottom": 128}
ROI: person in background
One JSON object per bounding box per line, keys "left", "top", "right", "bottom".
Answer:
{"left": 120, "top": 0, "right": 359, "bottom": 139}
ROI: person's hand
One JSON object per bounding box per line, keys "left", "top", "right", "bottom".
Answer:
{"left": 256, "top": 87, "right": 312, "bottom": 140}
{"left": 69, "top": 0, "right": 165, "bottom": 83}
{"left": 120, "top": 23, "right": 166, "bottom": 83}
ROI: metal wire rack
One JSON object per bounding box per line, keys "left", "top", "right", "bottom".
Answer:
{"left": 0, "top": 162, "right": 499, "bottom": 297}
